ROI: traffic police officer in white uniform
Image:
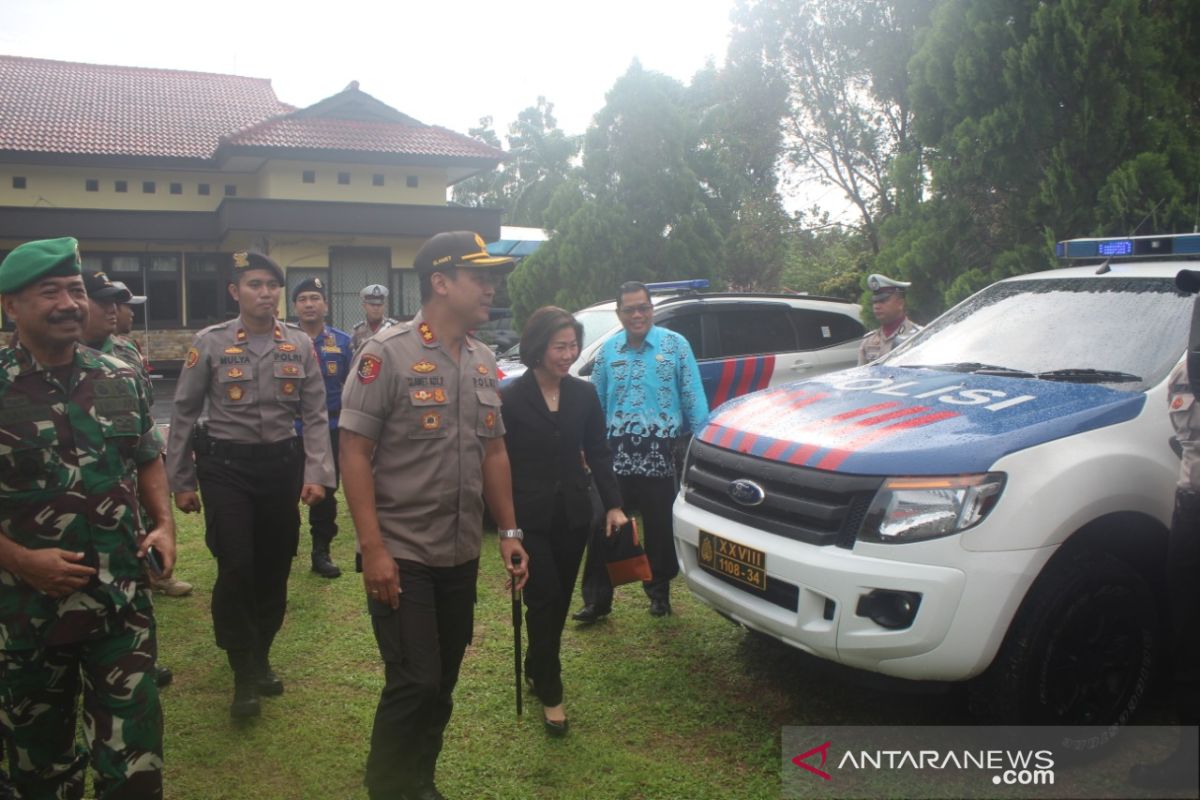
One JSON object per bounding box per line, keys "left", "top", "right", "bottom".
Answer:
{"left": 858, "top": 273, "right": 922, "bottom": 365}
{"left": 351, "top": 284, "right": 399, "bottom": 354}
{"left": 166, "top": 251, "right": 334, "bottom": 719}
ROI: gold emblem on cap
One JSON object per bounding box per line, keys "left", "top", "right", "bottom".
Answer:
{"left": 474, "top": 233, "right": 487, "bottom": 251}
{"left": 233, "top": 252, "right": 250, "bottom": 268}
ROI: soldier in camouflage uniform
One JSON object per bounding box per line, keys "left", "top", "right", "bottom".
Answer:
{"left": 0, "top": 237, "right": 176, "bottom": 800}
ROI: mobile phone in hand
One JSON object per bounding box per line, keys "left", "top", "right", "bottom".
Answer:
{"left": 145, "top": 546, "right": 164, "bottom": 577}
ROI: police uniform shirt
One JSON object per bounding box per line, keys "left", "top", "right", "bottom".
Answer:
{"left": 1168, "top": 361, "right": 1200, "bottom": 491}
{"left": 351, "top": 317, "right": 399, "bottom": 354}
{"left": 858, "top": 317, "right": 923, "bottom": 365}
{"left": 0, "top": 343, "right": 162, "bottom": 650}
{"left": 288, "top": 322, "right": 352, "bottom": 427}
{"left": 166, "top": 318, "right": 334, "bottom": 493}
{"left": 339, "top": 312, "right": 504, "bottom": 567}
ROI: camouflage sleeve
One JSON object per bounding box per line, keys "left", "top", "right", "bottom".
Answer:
{"left": 133, "top": 372, "right": 164, "bottom": 464}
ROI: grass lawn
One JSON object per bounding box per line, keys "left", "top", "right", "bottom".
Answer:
{"left": 151, "top": 494, "right": 975, "bottom": 800}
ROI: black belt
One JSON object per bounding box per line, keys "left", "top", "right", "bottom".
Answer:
{"left": 200, "top": 437, "right": 300, "bottom": 460}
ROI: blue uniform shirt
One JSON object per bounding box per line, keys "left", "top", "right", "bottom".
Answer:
{"left": 292, "top": 323, "right": 352, "bottom": 430}
{"left": 591, "top": 325, "right": 709, "bottom": 477}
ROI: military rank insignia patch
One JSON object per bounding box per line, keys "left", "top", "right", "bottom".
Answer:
{"left": 358, "top": 354, "right": 383, "bottom": 384}
{"left": 282, "top": 382, "right": 296, "bottom": 396}
{"left": 485, "top": 410, "right": 496, "bottom": 430}
{"left": 185, "top": 348, "right": 200, "bottom": 369}
{"left": 476, "top": 364, "right": 489, "bottom": 374}
{"left": 227, "top": 367, "right": 244, "bottom": 379}
{"left": 412, "top": 360, "right": 437, "bottom": 374}
{"left": 236, "top": 329, "right": 248, "bottom": 343}
{"left": 227, "top": 385, "right": 244, "bottom": 401}
{"left": 412, "top": 389, "right": 434, "bottom": 401}
{"left": 418, "top": 322, "right": 436, "bottom": 344}
{"left": 422, "top": 412, "right": 441, "bottom": 430}
{"left": 326, "top": 361, "right": 338, "bottom": 376}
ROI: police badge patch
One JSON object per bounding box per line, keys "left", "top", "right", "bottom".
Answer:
{"left": 358, "top": 354, "right": 383, "bottom": 384}
{"left": 185, "top": 347, "right": 200, "bottom": 368}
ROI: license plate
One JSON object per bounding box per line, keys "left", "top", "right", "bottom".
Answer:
{"left": 698, "top": 531, "right": 767, "bottom": 593}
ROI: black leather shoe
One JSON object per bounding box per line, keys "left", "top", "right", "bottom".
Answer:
{"left": 154, "top": 665, "right": 174, "bottom": 688}
{"left": 649, "top": 598, "right": 672, "bottom": 617}
{"left": 311, "top": 551, "right": 342, "bottom": 579}
{"left": 230, "top": 681, "right": 260, "bottom": 719}
{"left": 543, "top": 715, "right": 569, "bottom": 738}
{"left": 257, "top": 663, "right": 284, "bottom": 697}
{"left": 571, "top": 604, "right": 611, "bottom": 624}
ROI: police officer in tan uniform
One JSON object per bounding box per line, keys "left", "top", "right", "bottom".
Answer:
{"left": 858, "top": 273, "right": 922, "bottom": 365}
{"left": 341, "top": 231, "right": 528, "bottom": 800}
{"left": 166, "top": 251, "right": 334, "bottom": 719}
{"left": 351, "top": 284, "right": 399, "bottom": 354}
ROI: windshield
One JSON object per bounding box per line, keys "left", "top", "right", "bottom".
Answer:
{"left": 886, "top": 277, "right": 1191, "bottom": 391}
{"left": 496, "top": 307, "right": 620, "bottom": 362}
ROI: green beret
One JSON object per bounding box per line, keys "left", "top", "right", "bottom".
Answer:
{"left": 0, "top": 237, "right": 83, "bottom": 294}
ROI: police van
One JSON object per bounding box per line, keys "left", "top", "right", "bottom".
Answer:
{"left": 674, "top": 234, "right": 1196, "bottom": 726}
{"left": 498, "top": 280, "right": 865, "bottom": 407}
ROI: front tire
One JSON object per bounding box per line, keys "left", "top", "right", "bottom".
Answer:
{"left": 969, "top": 549, "right": 1157, "bottom": 734}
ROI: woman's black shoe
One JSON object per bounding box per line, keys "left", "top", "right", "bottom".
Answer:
{"left": 543, "top": 715, "right": 569, "bottom": 737}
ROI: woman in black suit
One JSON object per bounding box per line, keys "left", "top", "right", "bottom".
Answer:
{"left": 501, "top": 306, "right": 627, "bottom": 736}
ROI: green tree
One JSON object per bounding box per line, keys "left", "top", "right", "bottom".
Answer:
{"left": 887, "top": 0, "right": 1200, "bottom": 313}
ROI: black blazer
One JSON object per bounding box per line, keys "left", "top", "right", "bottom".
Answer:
{"left": 501, "top": 371, "right": 623, "bottom": 532}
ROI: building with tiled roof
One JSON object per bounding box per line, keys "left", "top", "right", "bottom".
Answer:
{"left": 0, "top": 55, "right": 506, "bottom": 362}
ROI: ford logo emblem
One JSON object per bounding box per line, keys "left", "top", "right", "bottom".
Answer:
{"left": 727, "top": 479, "right": 766, "bottom": 507}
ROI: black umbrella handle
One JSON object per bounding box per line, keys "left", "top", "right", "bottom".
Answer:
{"left": 511, "top": 553, "right": 523, "bottom": 717}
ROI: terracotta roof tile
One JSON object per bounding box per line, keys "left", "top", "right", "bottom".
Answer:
{"left": 222, "top": 116, "right": 502, "bottom": 160}
{"left": 0, "top": 55, "right": 503, "bottom": 164}
{"left": 0, "top": 55, "right": 291, "bottom": 159}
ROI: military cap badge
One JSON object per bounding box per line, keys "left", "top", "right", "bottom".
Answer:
{"left": 233, "top": 252, "right": 250, "bottom": 268}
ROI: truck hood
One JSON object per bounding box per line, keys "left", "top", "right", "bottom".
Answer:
{"left": 695, "top": 366, "right": 1146, "bottom": 475}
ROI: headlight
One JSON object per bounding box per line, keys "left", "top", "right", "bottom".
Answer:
{"left": 858, "top": 473, "right": 1005, "bottom": 543}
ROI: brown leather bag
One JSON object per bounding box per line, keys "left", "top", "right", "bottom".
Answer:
{"left": 605, "top": 519, "right": 653, "bottom": 586}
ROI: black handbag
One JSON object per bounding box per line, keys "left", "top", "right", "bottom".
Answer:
{"left": 605, "top": 519, "right": 653, "bottom": 586}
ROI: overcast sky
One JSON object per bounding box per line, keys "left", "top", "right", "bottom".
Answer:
{"left": 0, "top": 0, "right": 736, "bottom": 138}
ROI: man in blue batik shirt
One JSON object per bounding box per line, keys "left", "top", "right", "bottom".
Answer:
{"left": 291, "top": 277, "right": 352, "bottom": 578}
{"left": 574, "top": 280, "right": 709, "bottom": 621}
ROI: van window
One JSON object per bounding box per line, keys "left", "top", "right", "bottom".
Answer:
{"left": 711, "top": 305, "right": 796, "bottom": 358}
{"left": 660, "top": 313, "right": 704, "bottom": 358}
{"left": 791, "top": 309, "right": 865, "bottom": 349}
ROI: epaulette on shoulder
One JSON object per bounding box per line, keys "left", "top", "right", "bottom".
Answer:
{"left": 196, "top": 319, "right": 234, "bottom": 338}
{"left": 376, "top": 322, "right": 412, "bottom": 343}
{"left": 285, "top": 321, "right": 301, "bottom": 329}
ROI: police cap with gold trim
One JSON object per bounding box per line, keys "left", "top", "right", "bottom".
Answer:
{"left": 0, "top": 236, "right": 83, "bottom": 294}
{"left": 230, "top": 250, "right": 285, "bottom": 284}
{"left": 413, "top": 231, "right": 515, "bottom": 277}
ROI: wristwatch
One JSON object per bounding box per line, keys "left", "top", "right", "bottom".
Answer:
{"left": 497, "top": 528, "right": 524, "bottom": 541}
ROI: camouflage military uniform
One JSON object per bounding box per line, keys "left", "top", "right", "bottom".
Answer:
{"left": 351, "top": 317, "right": 399, "bottom": 354}
{"left": 0, "top": 342, "right": 164, "bottom": 799}
{"left": 104, "top": 335, "right": 153, "bottom": 405}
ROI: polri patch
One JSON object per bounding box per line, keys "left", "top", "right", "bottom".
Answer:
{"left": 282, "top": 382, "right": 296, "bottom": 396}
{"left": 358, "top": 354, "right": 383, "bottom": 384}
{"left": 227, "top": 385, "right": 244, "bottom": 401}
{"left": 422, "top": 411, "right": 441, "bottom": 430}
{"left": 185, "top": 348, "right": 200, "bottom": 369}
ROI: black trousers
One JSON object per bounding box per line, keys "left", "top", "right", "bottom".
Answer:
{"left": 522, "top": 497, "right": 590, "bottom": 707}
{"left": 364, "top": 558, "right": 477, "bottom": 799}
{"left": 1169, "top": 488, "right": 1200, "bottom": 723}
{"left": 196, "top": 445, "right": 303, "bottom": 657}
{"left": 581, "top": 473, "right": 679, "bottom": 608}
{"left": 308, "top": 427, "right": 340, "bottom": 551}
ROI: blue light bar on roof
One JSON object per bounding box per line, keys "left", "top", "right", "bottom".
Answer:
{"left": 644, "top": 279, "right": 710, "bottom": 292}
{"left": 1057, "top": 233, "right": 1200, "bottom": 260}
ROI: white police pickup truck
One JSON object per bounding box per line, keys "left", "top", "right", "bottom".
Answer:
{"left": 674, "top": 234, "right": 1196, "bottom": 726}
